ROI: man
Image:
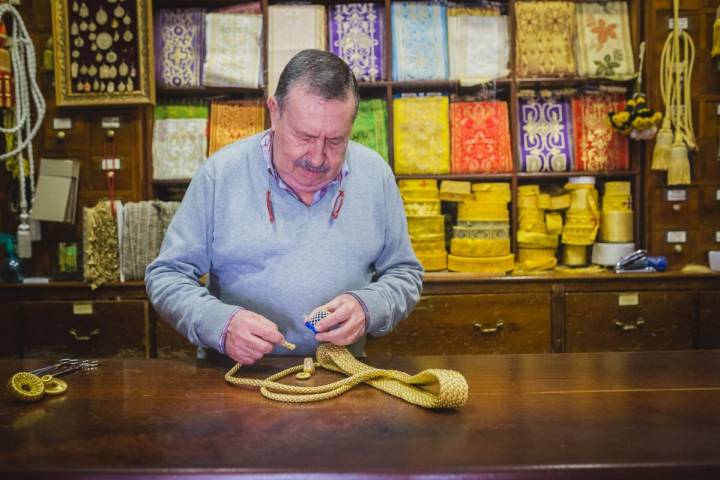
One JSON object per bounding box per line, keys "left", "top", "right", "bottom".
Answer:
{"left": 146, "top": 49, "right": 423, "bottom": 365}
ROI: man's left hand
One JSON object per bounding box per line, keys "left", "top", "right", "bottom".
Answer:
{"left": 313, "top": 293, "right": 366, "bottom": 346}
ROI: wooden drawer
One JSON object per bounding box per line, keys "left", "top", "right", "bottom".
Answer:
{"left": 88, "top": 113, "right": 136, "bottom": 156}
{"left": 566, "top": 291, "right": 696, "bottom": 352}
{"left": 21, "top": 300, "right": 149, "bottom": 358}
{"left": 156, "top": 317, "right": 196, "bottom": 359}
{"left": 699, "top": 97, "right": 720, "bottom": 139}
{"left": 699, "top": 290, "right": 720, "bottom": 348}
{"left": 650, "top": 228, "right": 701, "bottom": 267}
{"left": 0, "top": 302, "right": 20, "bottom": 357}
{"left": 41, "top": 112, "right": 89, "bottom": 155}
{"left": 696, "top": 138, "right": 720, "bottom": 181}
{"left": 650, "top": 187, "right": 700, "bottom": 228}
{"left": 365, "top": 293, "right": 551, "bottom": 356}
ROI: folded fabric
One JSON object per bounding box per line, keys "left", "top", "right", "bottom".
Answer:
{"left": 391, "top": 2, "right": 448, "bottom": 81}
{"left": 203, "top": 12, "right": 262, "bottom": 88}
{"left": 518, "top": 95, "right": 573, "bottom": 172}
{"left": 209, "top": 99, "right": 265, "bottom": 155}
{"left": 329, "top": 3, "right": 384, "bottom": 82}
{"left": 515, "top": 1, "right": 576, "bottom": 77}
{"left": 451, "top": 101, "right": 512, "bottom": 173}
{"left": 393, "top": 95, "right": 450, "bottom": 174}
{"left": 154, "top": 9, "right": 205, "bottom": 88}
{"left": 268, "top": 5, "right": 327, "bottom": 96}
{"left": 572, "top": 93, "right": 629, "bottom": 171}
{"left": 351, "top": 98, "right": 389, "bottom": 162}
{"left": 121, "top": 201, "right": 181, "bottom": 280}
{"left": 83, "top": 200, "right": 120, "bottom": 290}
{"left": 152, "top": 102, "right": 209, "bottom": 180}
{"left": 448, "top": 8, "right": 509, "bottom": 81}
{"left": 575, "top": 1, "right": 635, "bottom": 79}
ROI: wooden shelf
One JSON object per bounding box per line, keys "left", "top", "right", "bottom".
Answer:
{"left": 515, "top": 76, "right": 636, "bottom": 89}
{"left": 396, "top": 173, "right": 513, "bottom": 181}
{"left": 157, "top": 87, "right": 264, "bottom": 98}
{"left": 391, "top": 78, "right": 511, "bottom": 91}
{"left": 517, "top": 170, "right": 638, "bottom": 179}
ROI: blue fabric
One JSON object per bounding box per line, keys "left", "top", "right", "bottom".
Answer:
{"left": 391, "top": 2, "right": 449, "bottom": 81}
{"left": 145, "top": 131, "right": 424, "bottom": 357}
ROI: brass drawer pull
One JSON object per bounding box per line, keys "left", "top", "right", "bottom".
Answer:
{"left": 473, "top": 320, "right": 504, "bottom": 335}
{"left": 613, "top": 317, "right": 645, "bottom": 332}
{"left": 68, "top": 328, "right": 100, "bottom": 341}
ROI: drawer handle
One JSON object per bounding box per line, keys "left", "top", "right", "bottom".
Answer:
{"left": 68, "top": 328, "right": 100, "bottom": 341}
{"left": 473, "top": 320, "right": 504, "bottom": 335}
{"left": 613, "top": 317, "right": 645, "bottom": 332}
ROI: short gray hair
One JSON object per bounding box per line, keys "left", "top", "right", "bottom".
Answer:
{"left": 274, "top": 49, "right": 359, "bottom": 115}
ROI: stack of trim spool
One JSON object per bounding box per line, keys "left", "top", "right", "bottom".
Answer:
{"left": 399, "top": 179, "right": 447, "bottom": 271}
{"left": 561, "top": 177, "right": 600, "bottom": 267}
{"left": 448, "top": 182, "right": 514, "bottom": 273}
{"left": 592, "top": 181, "right": 635, "bottom": 266}
{"left": 516, "top": 185, "right": 568, "bottom": 271}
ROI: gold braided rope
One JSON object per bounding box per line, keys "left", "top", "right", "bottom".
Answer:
{"left": 225, "top": 344, "right": 469, "bottom": 409}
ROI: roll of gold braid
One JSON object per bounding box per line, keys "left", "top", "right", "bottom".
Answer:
{"left": 8, "top": 372, "right": 45, "bottom": 402}
{"left": 518, "top": 248, "right": 558, "bottom": 271}
{"left": 450, "top": 238, "right": 511, "bottom": 257}
{"left": 407, "top": 215, "right": 444, "bottom": 236}
{"left": 546, "top": 213, "right": 563, "bottom": 235}
{"left": 448, "top": 253, "right": 515, "bottom": 273}
{"left": 411, "top": 234, "right": 446, "bottom": 252}
{"left": 604, "top": 181, "right": 631, "bottom": 196}
{"left": 225, "top": 344, "right": 469, "bottom": 409}
{"left": 416, "top": 250, "right": 447, "bottom": 271}
{"left": 563, "top": 244, "right": 588, "bottom": 266}
{"left": 517, "top": 231, "right": 559, "bottom": 249}
{"left": 600, "top": 210, "right": 634, "bottom": 242}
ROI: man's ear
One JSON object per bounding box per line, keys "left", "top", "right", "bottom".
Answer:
{"left": 267, "top": 96, "right": 280, "bottom": 127}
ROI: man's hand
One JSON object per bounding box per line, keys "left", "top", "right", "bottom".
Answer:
{"left": 225, "top": 310, "right": 285, "bottom": 365}
{"left": 313, "top": 294, "right": 367, "bottom": 346}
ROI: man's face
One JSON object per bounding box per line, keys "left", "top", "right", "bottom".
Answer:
{"left": 267, "top": 84, "right": 356, "bottom": 201}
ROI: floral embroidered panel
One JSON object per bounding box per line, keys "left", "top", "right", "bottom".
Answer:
{"left": 450, "top": 101, "right": 512, "bottom": 174}
{"left": 152, "top": 102, "right": 209, "bottom": 180}
{"left": 391, "top": 2, "right": 449, "bottom": 81}
{"left": 208, "top": 100, "right": 265, "bottom": 155}
{"left": 329, "top": 4, "right": 385, "bottom": 82}
{"left": 448, "top": 7, "right": 509, "bottom": 81}
{"left": 203, "top": 12, "right": 263, "bottom": 88}
{"left": 518, "top": 95, "right": 574, "bottom": 172}
{"left": 575, "top": 2, "right": 635, "bottom": 79}
{"left": 351, "top": 98, "right": 389, "bottom": 162}
{"left": 572, "top": 93, "right": 629, "bottom": 171}
{"left": 154, "top": 9, "right": 205, "bottom": 88}
{"left": 515, "top": 1, "right": 576, "bottom": 77}
{"left": 393, "top": 94, "right": 450, "bottom": 174}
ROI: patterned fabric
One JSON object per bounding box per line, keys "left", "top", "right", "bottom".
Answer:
{"left": 329, "top": 4, "right": 384, "bottom": 81}
{"left": 152, "top": 102, "right": 209, "bottom": 180}
{"left": 121, "top": 201, "right": 180, "bottom": 281}
{"left": 351, "top": 98, "right": 388, "bottom": 162}
{"left": 203, "top": 12, "right": 262, "bottom": 88}
{"left": 268, "top": 5, "right": 327, "bottom": 96}
{"left": 393, "top": 95, "right": 450, "bottom": 174}
{"left": 448, "top": 8, "right": 509, "bottom": 81}
{"left": 518, "top": 95, "right": 573, "bottom": 172}
{"left": 391, "top": 2, "right": 448, "bottom": 81}
{"left": 451, "top": 101, "right": 512, "bottom": 174}
{"left": 572, "top": 94, "right": 629, "bottom": 171}
{"left": 576, "top": 2, "right": 634, "bottom": 79}
{"left": 209, "top": 100, "right": 265, "bottom": 155}
{"left": 515, "top": 1, "right": 576, "bottom": 77}
{"left": 83, "top": 201, "right": 120, "bottom": 290}
{"left": 154, "top": 9, "right": 205, "bottom": 88}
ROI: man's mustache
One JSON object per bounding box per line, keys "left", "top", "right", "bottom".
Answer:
{"left": 294, "top": 158, "right": 330, "bottom": 173}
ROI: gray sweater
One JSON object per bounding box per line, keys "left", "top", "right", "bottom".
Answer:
{"left": 145, "top": 132, "right": 423, "bottom": 356}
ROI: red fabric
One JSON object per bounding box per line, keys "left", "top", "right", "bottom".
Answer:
{"left": 451, "top": 101, "right": 512, "bottom": 174}
{"left": 572, "top": 94, "right": 629, "bottom": 171}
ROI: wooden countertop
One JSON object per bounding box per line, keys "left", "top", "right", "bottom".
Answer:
{"left": 2, "top": 351, "right": 720, "bottom": 479}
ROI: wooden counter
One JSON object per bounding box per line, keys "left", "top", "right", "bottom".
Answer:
{"left": 2, "top": 350, "right": 720, "bottom": 478}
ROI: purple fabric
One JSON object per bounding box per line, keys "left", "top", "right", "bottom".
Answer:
{"left": 329, "top": 4, "right": 384, "bottom": 81}
{"left": 518, "top": 95, "right": 574, "bottom": 172}
{"left": 154, "top": 9, "right": 206, "bottom": 88}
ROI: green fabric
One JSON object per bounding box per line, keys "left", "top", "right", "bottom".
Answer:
{"left": 155, "top": 101, "right": 209, "bottom": 120}
{"left": 351, "top": 99, "right": 389, "bottom": 162}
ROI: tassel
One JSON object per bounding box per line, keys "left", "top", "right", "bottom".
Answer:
{"left": 713, "top": 6, "right": 720, "bottom": 57}
{"left": 651, "top": 118, "right": 673, "bottom": 171}
{"left": 667, "top": 143, "right": 691, "bottom": 185}
{"left": 16, "top": 223, "right": 32, "bottom": 259}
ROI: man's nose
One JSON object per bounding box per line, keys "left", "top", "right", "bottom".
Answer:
{"left": 307, "top": 138, "right": 327, "bottom": 165}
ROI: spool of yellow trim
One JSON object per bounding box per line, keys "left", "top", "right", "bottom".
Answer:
{"left": 450, "top": 238, "right": 511, "bottom": 257}
{"left": 518, "top": 248, "right": 557, "bottom": 271}
{"left": 457, "top": 202, "right": 509, "bottom": 221}
{"left": 448, "top": 254, "right": 515, "bottom": 273}
{"left": 600, "top": 210, "right": 634, "bottom": 242}
{"left": 563, "top": 244, "right": 588, "bottom": 266}
{"left": 518, "top": 185, "right": 540, "bottom": 196}
{"left": 517, "top": 195, "right": 538, "bottom": 209}
{"left": 517, "top": 231, "right": 559, "bottom": 249}
{"left": 402, "top": 190, "right": 439, "bottom": 201}
{"left": 407, "top": 215, "right": 444, "bottom": 236}
{"left": 519, "top": 208, "right": 546, "bottom": 233}
{"left": 602, "top": 195, "right": 632, "bottom": 211}
{"left": 417, "top": 251, "right": 448, "bottom": 271}
{"left": 472, "top": 183, "right": 511, "bottom": 203}
{"left": 545, "top": 213, "right": 563, "bottom": 235}
{"left": 549, "top": 194, "right": 571, "bottom": 210}
{"left": 538, "top": 194, "right": 551, "bottom": 209}
{"left": 411, "top": 234, "right": 446, "bottom": 252}
{"left": 472, "top": 182, "right": 511, "bottom": 194}
{"left": 604, "top": 181, "right": 631, "bottom": 196}
{"left": 404, "top": 200, "right": 441, "bottom": 216}
{"left": 439, "top": 180, "right": 472, "bottom": 202}
{"left": 399, "top": 179, "right": 438, "bottom": 192}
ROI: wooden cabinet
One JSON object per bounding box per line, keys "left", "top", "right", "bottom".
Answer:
{"left": 565, "top": 291, "right": 696, "bottom": 352}
{"left": 21, "top": 300, "right": 150, "bottom": 358}
{"left": 366, "top": 293, "right": 551, "bottom": 356}
{"left": 156, "top": 316, "right": 196, "bottom": 359}
{"left": 699, "top": 290, "right": 720, "bottom": 348}
{"left": 0, "top": 302, "right": 20, "bottom": 357}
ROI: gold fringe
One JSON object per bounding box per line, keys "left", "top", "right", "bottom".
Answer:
{"left": 667, "top": 143, "right": 691, "bottom": 185}
{"left": 651, "top": 120, "right": 672, "bottom": 171}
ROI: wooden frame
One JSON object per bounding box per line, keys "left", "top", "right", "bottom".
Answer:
{"left": 51, "top": 0, "right": 155, "bottom": 106}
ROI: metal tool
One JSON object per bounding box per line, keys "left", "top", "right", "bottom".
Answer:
{"left": 7, "top": 359, "right": 99, "bottom": 402}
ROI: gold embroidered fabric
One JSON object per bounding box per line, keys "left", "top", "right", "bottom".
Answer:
{"left": 515, "top": 1, "right": 576, "bottom": 77}
{"left": 575, "top": 2, "right": 635, "bottom": 79}
{"left": 208, "top": 100, "right": 265, "bottom": 154}
{"left": 203, "top": 13, "right": 262, "bottom": 88}
{"left": 448, "top": 8, "right": 509, "bottom": 81}
{"left": 83, "top": 201, "right": 120, "bottom": 290}
{"left": 393, "top": 95, "right": 450, "bottom": 174}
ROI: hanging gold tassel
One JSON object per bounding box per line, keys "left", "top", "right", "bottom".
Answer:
{"left": 712, "top": 6, "right": 720, "bottom": 57}
{"left": 667, "top": 143, "right": 691, "bottom": 185}
{"left": 651, "top": 117, "right": 672, "bottom": 170}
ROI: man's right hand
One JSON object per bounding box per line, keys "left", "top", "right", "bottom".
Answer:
{"left": 224, "top": 310, "right": 285, "bottom": 365}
